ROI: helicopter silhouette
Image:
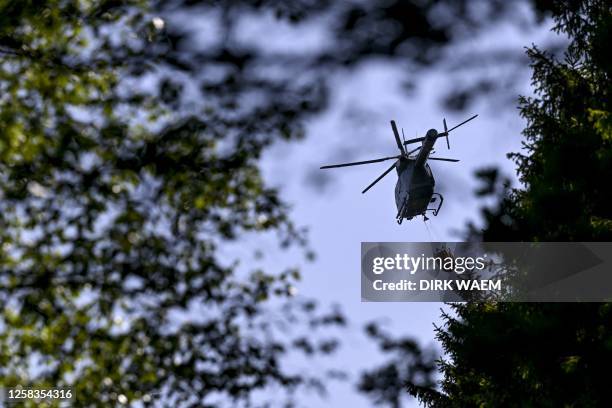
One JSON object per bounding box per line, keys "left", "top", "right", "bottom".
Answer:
{"left": 320, "top": 114, "right": 478, "bottom": 224}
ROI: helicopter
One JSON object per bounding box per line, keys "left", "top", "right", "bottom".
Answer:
{"left": 320, "top": 114, "right": 478, "bottom": 224}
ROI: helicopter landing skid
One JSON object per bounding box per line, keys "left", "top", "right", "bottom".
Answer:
{"left": 397, "top": 193, "right": 444, "bottom": 224}
{"left": 424, "top": 193, "right": 444, "bottom": 219}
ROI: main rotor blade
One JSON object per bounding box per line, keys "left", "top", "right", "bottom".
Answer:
{"left": 362, "top": 161, "right": 397, "bottom": 194}
{"left": 407, "top": 146, "right": 421, "bottom": 156}
{"left": 445, "top": 114, "right": 478, "bottom": 134}
{"left": 403, "top": 114, "right": 478, "bottom": 146}
{"left": 320, "top": 155, "right": 400, "bottom": 169}
{"left": 390, "top": 120, "right": 407, "bottom": 155}
{"left": 403, "top": 136, "right": 425, "bottom": 145}
{"left": 429, "top": 157, "right": 459, "bottom": 162}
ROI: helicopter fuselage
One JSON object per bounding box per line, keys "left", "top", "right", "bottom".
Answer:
{"left": 394, "top": 157, "right": 436, "bottom": 220}
{"left": 394, "top": 129, "right": 440, "bottom": 221}
{"left": 319, "top": 115, "right": 477, "bottom": 224}
{"left": 414, "top": 129, "right": 438, "bottom": 168}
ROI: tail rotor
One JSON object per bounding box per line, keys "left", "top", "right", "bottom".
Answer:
{"left": 443, "top": 118, "right": 450, "bottom": 149}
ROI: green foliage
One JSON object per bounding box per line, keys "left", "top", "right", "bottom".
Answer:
{"left": 359, "top": 322, "right": 437, "bottom": 408}
{"left": 416, "top": 303, "right": 612, "bottom": 407}
{"left": 470, "top": 0, "right": 612, "bottom": 242}
{"left": 0, "top": 1, "right": 341, "bottom": 406}
{"left": 0, "top": 0, "right": 566, "bottom": 406}
{"left": 411, "top": 1, "right": 612, "bottom": 406}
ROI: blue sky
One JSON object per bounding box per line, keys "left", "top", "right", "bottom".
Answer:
{"left": 255, "top": 11, "right": 558, "bottom": 408}
{"left": 175, "top": 3, "right": 564, "bottom": 406}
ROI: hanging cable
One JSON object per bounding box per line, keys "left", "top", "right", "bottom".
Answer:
{"left": 428, "top": 218, "right": 440, "bottom": 241}
{"left": 424, "top": 218, "right": 434, "bottom": 241}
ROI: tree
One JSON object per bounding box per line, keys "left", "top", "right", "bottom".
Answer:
{"left": 409, "top": 1, "right": 612, "bottom": 406}
{"left": 0, "top": 2, "right": 339, "bottom": 406}
{"left": 359, "top": 322, "right": 437, "bottom": 408}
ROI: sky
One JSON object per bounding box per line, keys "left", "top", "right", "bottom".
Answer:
{"left": 168, "top": 3, "right": 564, "bottom": 406}
{"left": 252, "top": 10, "right": 558, "bottom": 408}
{"left": 0, "top": 3, "right": 570, "bottom": 408}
